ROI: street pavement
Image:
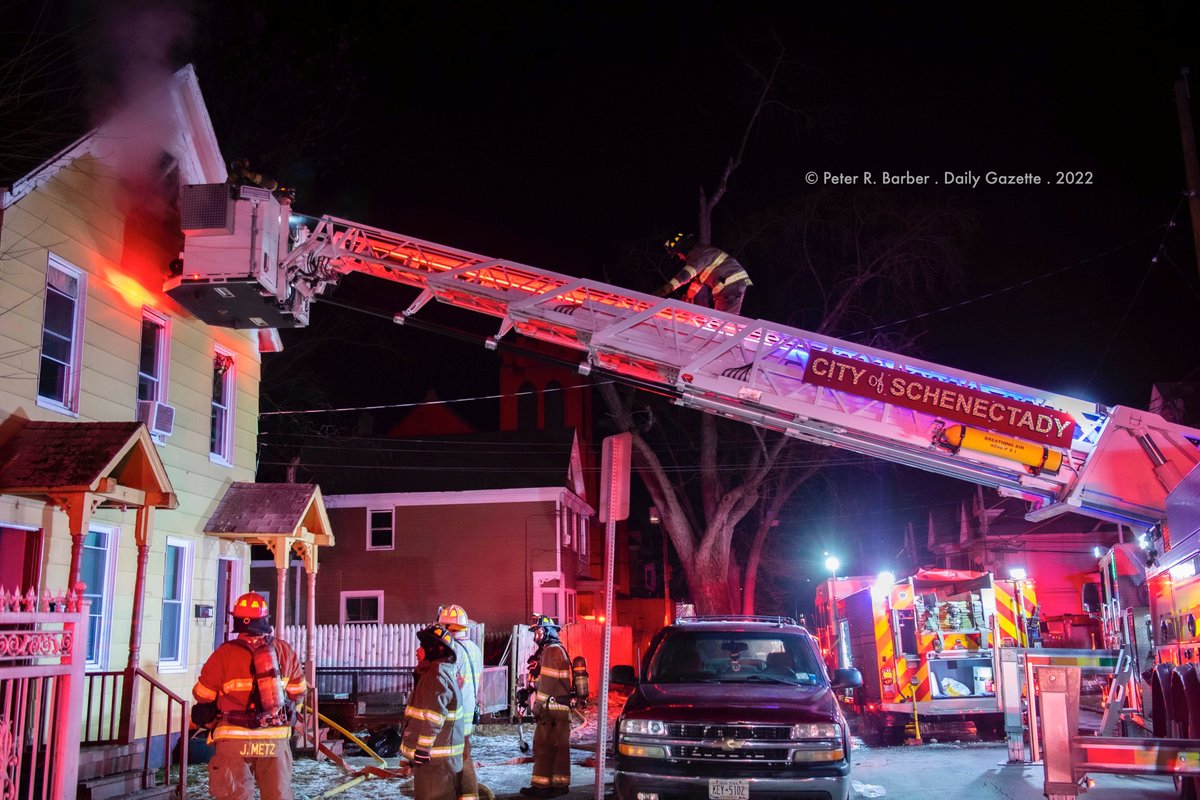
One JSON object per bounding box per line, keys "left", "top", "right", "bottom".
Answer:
{"left": 481, "top": 741, "right": 1177, "bottom": 800}
{"left": 186, "top": 729, "right": 1181, "bottom": 798}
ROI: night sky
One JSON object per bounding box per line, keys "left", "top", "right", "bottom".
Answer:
{"left": 7, "top": 3, "right": 1200, "bottom": 577}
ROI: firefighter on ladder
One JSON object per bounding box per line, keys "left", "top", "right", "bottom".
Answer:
{"left": 439, "top": 604, "right": 484, "bottom": 800}
{"left": 192, "top": 592, "right": 307, "bottom": 800}
{"left": 521, "top": 615, "right": 573, "bottom": 797}
{"left": 655, "top": 232, "right": 752, "bottom": 315}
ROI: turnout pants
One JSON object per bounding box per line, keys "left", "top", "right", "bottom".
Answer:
{"left": 532, "top": 708, "right": 572, "bottom": 789}
{"left": 689, "top": 283, "right": 746, "bottom": 316}
{"left": 207, "top": 738, "right": 294, "bottom": 800}
{"left": 712, "top": 282, "right": 746, "bottom": 315}
{"left": 457, "top": 736, "right": 479, "bottom": 800}
{"left": 414, "top": 758, "right": 459, "bottom": 800}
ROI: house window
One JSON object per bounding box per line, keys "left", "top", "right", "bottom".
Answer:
{"left": 210, "top": 348, "right": 236, "bottom": 463}
{"left": 341, "top": 591, "right": 383, "bottom": 625}
{"left": 565, "top": 589, "right": 577, "bottom": 624}
{"left": 37, "top": 255, "right": 86, "bottom": 413}
{"left": 159, "top": 537, "right": 193, "bottom": 670}
{"left": 577, "top": 512, "right": 589, "bottom": 559}
{"left": 137, "top": 309, "right": 170, "bottom": 404}
{"left": 561, "top": 508, "right": 573, "bottom": 549}
{"left": 81, "top": 525, "right": 119, "bottom": 669}
{"left": 368, "top": 509, "right": 394, "bottom": 550}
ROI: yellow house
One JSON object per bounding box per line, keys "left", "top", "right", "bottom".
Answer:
{"left": 0, "top": 65, "right": 313, "bottom": 794}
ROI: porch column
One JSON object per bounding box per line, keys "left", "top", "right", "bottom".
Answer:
{"left": 119, "top": 505, "right": 153, "bottom": 743}
{"left": 56, "top": 492, "right": 98, "bottom": 588}
{"left": 271, "top": 537, "right": 292, "bottom": 637}
{"left": 306, "top": 555, "right": 319, "bottom": 761}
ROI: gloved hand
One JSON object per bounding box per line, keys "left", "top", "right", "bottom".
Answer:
{"left": 653, "top": 286, "right": 670, "bottom": 298}
{"left": 411, "top": 748, "right": 431, "bottom": 766}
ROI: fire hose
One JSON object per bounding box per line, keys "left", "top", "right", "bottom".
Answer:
{"left": 301, "top": 705, "right": 495, "bottom": 800}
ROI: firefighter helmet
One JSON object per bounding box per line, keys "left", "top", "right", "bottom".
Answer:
{"left": 417, "top": 624, "right": 457, "bottom": 662}
{"left": 231, "top": 592, "right": 271, "bottom": 635}
{"left": 530, "top": 614, "right": 561, "bottom": 644}
{"left": 233, "top": 592, "right": 270, "bottom": 620}
{"left": 438, "top": 604, "right": 470, "bottom": 631}
{"left": 664, "top": 232, "right": 696, "bottom": 257}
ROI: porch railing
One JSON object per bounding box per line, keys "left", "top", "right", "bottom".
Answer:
{"left": 81, "top": 670, "right": 127, "bottom": 745}
{"left": 80, "top": 668, "right": 189, "bottom": 800}
{"left": 137, "top": 667, "right": 189, "bottom": 800}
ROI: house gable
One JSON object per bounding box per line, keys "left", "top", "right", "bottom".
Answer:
{"left": 2, "top": 64, "right": 225, "bottom": 210}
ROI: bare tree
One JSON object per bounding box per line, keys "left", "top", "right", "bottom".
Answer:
{"left": 599, "top": 50, "right": 968, "bottom": 612}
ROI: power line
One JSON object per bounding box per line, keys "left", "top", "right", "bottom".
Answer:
{"left": 260, "top": 380, "right": 611, "bottom": 416}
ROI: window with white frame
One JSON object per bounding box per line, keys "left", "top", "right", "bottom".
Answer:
{"left": 577, "top": 511, "right": 589, "bottom": 558}
{"left": 210, "top": 348, "right": 236, "bottom": 463}
{"left": 341, "top": 591, "right": 384, "bottom": 625}
{"left": 367, "top": 509, "right": 394, "bottom": 550}
{"left": 561, "top": 508, "right": 573, "bottom": 549}
{"left": 565, "top": 589, "right": 577, "bottom": 624}
{"left": 80, "top": 525, "right": 119, "bottom": 669}
{"left": 37, "top": 256, "right": 86, "bottom": 412}
{"left": 159, "top": 537, "right": 193, "bottom": 670}
{"left": 136, "top": 309, "right": 170, "bottom": 404}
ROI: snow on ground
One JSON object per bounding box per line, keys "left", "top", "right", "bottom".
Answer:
{"left": 186, "top": 692, "right": 629, "bottom": 800}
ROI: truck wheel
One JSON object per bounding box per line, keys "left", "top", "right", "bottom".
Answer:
{"left": 860, "top": 717, "right": 884, "bottom": 746}
{"left": 884, "top": 725, "right": 906, "bottom": 746}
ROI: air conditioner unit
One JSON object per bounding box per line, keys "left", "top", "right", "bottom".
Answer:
{"left": 136, "top": 400, "right": 176, "bottom": 437}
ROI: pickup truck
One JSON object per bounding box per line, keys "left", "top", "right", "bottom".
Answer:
{"left": 610, "top": 615, "right": 862, "bottom": 800}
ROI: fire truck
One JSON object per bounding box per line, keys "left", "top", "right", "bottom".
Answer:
{"left": 170, "top": 182, "right": 1200, "bottom": 613}
{"left": 1135, "top": 465, "right": 1200, "bottom": 670}
{"left": 817, "top": 569, "right": 1038, "bottom": 742}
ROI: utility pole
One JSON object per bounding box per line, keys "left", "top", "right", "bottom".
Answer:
{"left": 662, "top": 526, "right": 672, "bottom": 626}
{"left": 1175, "top": 67, "right": 1200, "bottom": 280}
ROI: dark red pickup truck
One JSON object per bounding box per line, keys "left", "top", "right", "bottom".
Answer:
{"left": 610, "top": 616, "right": 862, "bottom": 800}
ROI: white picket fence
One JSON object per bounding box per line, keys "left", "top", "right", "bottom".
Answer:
{"left": 283, "top": 622, "right": 485, "bottom": 668}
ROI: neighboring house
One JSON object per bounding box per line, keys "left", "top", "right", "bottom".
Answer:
{"left": 257, "top": 428, "right": 593, "bottom": 630}
{"left": 0, "top": 66, "right": 317, "bottom": 794}
{"left": 926, "top": 486, "right": 1121, "bottom": 619}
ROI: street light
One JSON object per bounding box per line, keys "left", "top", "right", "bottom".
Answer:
{"left": 824, "top": 555, "right": 844, "bottom": 669}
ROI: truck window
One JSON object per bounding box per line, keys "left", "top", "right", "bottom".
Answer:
{"left": 897, "top": 609, "right": 918, "bottom": 655}
{"left": 647, "top": 631, "right": 824, "bottom": 686}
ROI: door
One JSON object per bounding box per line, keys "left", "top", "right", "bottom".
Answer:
{"left": 0, "top": 525, "right": 43, "bottom": 594}
{"left": 214, "top": 557, "right": 241, "bottom": 647}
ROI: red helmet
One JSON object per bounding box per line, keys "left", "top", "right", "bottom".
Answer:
{"left": 233, "top": 592, "right": 270, "bottom": 621}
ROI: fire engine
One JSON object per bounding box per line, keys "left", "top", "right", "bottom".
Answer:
{"left": 816, "top": 569, "right": 1037, "bottom": 742}
{"left": 170, "top": 182, "right": 1200, "bottom": 623}
{"left": 1131, "top": 465, "right": 1200, "bottom": 671}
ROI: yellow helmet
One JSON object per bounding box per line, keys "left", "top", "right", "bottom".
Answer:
{"left": 438, "top": 604, "right": 470, "bottom": 631}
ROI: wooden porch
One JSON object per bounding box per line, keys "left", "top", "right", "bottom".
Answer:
{"left": 201, "top": 481, "right": 335, "bottom": 758}
{"left": 0, "top": 421, "right": 184, "bottom": 800}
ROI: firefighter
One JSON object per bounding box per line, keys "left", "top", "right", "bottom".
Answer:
{"left": 227, "top": 157, "right": 279, "bottom": 191}
{"left": 438, "top": 604, "right": 485, "bottom": 800}
{"left": 192, "top": 592, "right": 307, "bottom": 800}
{"left": 403, "top": 624, "right": 466, "bottom": 800}
{"left": 655, "top": 232, "right": 752, "bottom": 315}
{"left": 521, "top": 615, "right": 573, "bottom": 797}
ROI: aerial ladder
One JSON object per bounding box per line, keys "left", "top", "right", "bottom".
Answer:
{"left": 169, "top": 183, "right": 1200, "bottom": 532}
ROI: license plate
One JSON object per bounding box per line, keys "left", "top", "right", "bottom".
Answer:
{"left": 708, "top": 779, "right": 749, "bottom": 800}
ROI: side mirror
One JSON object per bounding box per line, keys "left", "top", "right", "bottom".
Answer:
{"left": 611, "top": 665, "right": 638, "bottom": 686}
{"left": 831, "top": 668, "right": 862, "bottom": 690}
